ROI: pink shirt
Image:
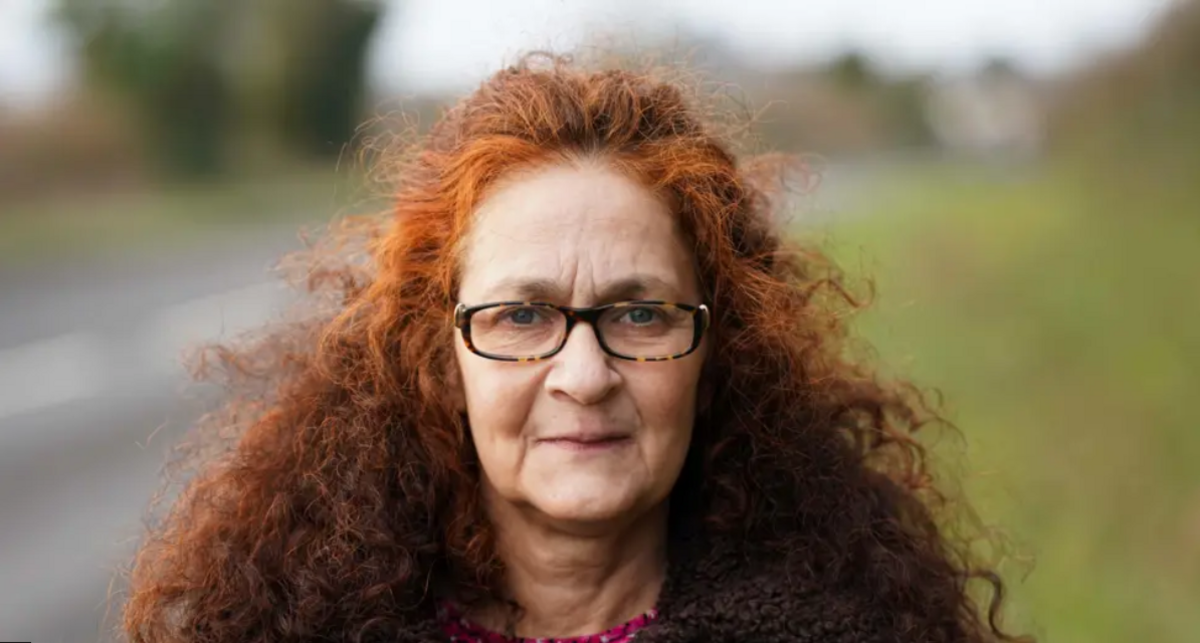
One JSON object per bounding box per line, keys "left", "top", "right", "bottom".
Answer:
{"left": 438, "top": 602, "right": 659, "bottom": 643}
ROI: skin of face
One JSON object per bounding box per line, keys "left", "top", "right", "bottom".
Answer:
{"left": 453, "top": 159, "right": 707, "bottom": 533}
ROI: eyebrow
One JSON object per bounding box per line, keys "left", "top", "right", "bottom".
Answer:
{"left": 481, "top": 276, "right": 684, "bottom": 303}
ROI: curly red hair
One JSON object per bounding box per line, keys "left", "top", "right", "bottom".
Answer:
{"left": 122, "top": 53, "right": 1024, "bottom": 642}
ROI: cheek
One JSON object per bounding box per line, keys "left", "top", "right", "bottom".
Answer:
{"left": 625, "top": 363, "right": 703, "bottom": 438}
{"left": 456, "top": 355, "right": 539, "bottom": 441}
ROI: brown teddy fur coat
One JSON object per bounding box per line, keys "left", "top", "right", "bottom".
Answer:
{"left": 389, "top": 536, "right": 909, "bottom": 643}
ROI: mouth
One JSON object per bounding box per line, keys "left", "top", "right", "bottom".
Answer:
{"left": 538, "top": 433, "right": 633, "bottom": 452}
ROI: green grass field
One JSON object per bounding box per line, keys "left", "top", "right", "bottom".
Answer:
{"left": 820, "top": 163, "right": 1200, "bottom": 643}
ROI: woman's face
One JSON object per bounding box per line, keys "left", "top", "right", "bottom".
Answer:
{"left": 453, "top": 161, "right": 706, "bottom": 531}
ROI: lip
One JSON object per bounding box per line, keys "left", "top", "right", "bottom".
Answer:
{"left": 537, "top": 432, "right": 633, "bottom": 452}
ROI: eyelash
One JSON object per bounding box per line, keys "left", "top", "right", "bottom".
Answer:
{"left": 616, "top": 306, "right": 661, "bottom": 324}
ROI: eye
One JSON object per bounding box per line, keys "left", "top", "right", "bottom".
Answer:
{"left": 500, "top": 306, "right": 546, "bottom": 325}
{"left": 620, "top": 306, "right": 662, "bottom": 325}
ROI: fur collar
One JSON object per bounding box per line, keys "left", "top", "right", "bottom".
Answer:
{"left": 390, "top": 535, "right": 893, "bottom": 643}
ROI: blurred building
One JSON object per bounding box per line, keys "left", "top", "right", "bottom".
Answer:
{"left": 925, "top": 69, "right": 1046, "bottom": 158}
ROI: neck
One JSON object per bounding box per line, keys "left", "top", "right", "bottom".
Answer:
{"left": 475, "top": 497, "right": 669, "bottom": 639}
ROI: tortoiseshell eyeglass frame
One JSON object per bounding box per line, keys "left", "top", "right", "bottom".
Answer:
{"left": 453, "top": 300, "right": 711, "bottom": 363}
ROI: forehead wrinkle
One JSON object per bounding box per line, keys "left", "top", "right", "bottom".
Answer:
{"left": 461, "top": 207, "right": 577, "bottom": 296}
{"left": 458, "top": 163, "right": 696, "bottom": 304}
{"left": 469, "top": 229, "right": 685, "bottom": 304}
{"left": 565, "top": 231, "right": 690, "bottom": 304}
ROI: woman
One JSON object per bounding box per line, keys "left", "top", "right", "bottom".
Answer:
{"left": 122, "top": 53, "right": 1024, "bottom": 642}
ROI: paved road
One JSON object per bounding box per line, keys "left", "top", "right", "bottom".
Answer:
{"left": 0, "top": 226, "right": 306, "bottom": 643}
{"left": 0, "top": 159, "right": 923, "bottom": 642}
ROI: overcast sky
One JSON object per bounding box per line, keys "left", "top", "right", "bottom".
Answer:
{"left": 0, "top": 0, "right": 1181, "bottom": 108}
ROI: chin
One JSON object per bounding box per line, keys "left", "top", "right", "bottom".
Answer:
{"left": 537, "top": 500, "right": 634, "bottom": 525}
{"left": 531, "top": 482, "right": 647, "bottom": 526}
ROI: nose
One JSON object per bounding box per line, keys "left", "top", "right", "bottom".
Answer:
{"left": 543, "top": 322, "right": 622, "bottom": 405}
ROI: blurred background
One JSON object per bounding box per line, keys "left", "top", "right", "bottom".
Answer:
{"left": 1, "top": 0, "right": 1197, "bottom": 641}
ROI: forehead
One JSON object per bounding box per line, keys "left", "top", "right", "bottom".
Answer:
{"left": 458, "top": 162, "right": 697, "bottom": 301}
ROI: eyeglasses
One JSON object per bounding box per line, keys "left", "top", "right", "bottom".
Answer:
{"left": 453, "top": 300, "right": 710, "bottom": 362}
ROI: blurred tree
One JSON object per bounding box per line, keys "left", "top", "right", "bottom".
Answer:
{"left": 1047, "top": 0, "right": 1200, "bottom": 204}
{"left": 826, "top": 50, "right": 879, "bottom": 91}
{"left": 233, "top": 0, "right": 384, "bottom": 159}
{"left": 980, "top": 55, "right": 1021, "bottom": 80}
{"left": 822, "top": 50, "right": 936, "bottom": 150}
{"left": 56, "top": 0, "right": 384, "bottom": 177}
{"left": 56, "top": 1, "right": 232, "bottom": 176}
{"left": 878, "top": 75, "right": 936, "bottom": 148}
